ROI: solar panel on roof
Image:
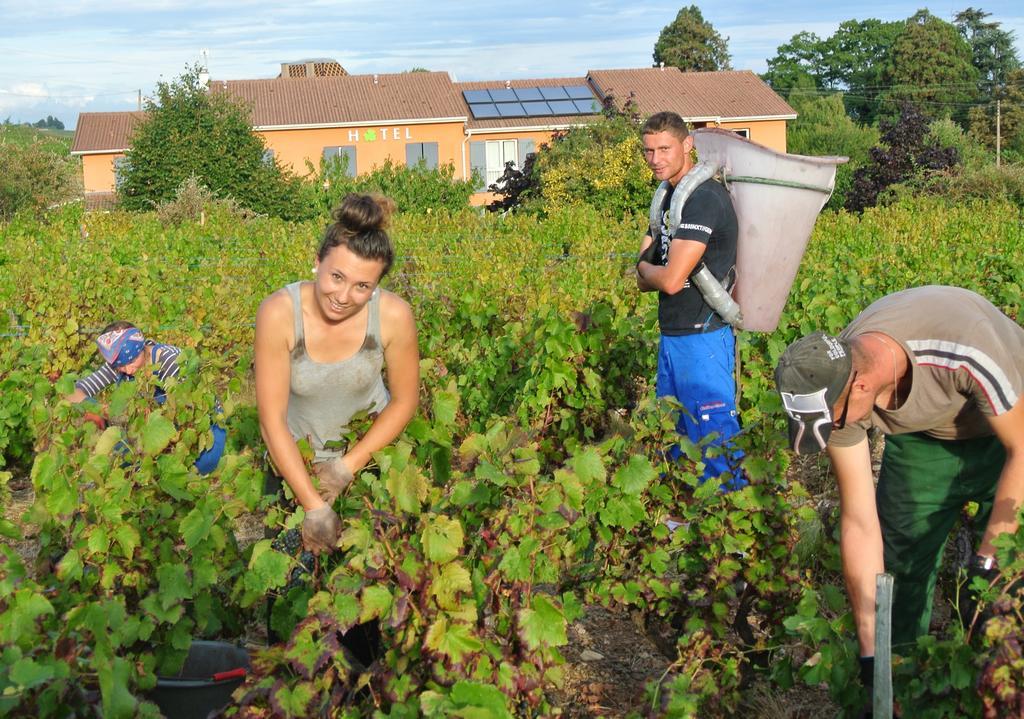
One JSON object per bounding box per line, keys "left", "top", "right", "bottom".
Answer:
{"left": 573, "top": 99, "right": 600, "bottom": 114}
{"left": 522, "top": 101, "right": 552, "bottom": 116}
{"left": 469, "top": 103, "right": 501, "bottom": 119}
{"left": 564, "top": 85, "right": 593, "bottom": 100}
{"left": 463, "top": 89, "right": 492, "bottom": 104}
{"left": 488, "top": 88, "right": 517, "bottom": 102}
{"left": 548, "top": 99, "right": 577, "bottom": 114}
{"left": 540, "top": 86, "right": 569, "bottom": 100}
{"left": 513, "top": 87, "right": 544, "bottom": 102}
{"left": 496, "top": 102, "right": 526, "bottom": 117}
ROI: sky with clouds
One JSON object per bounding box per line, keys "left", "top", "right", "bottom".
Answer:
{"left": 1, "top": 1, "right": 1021, "bottom": 129}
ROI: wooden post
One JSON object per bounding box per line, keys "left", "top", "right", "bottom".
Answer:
{"left": 874, "top": 573, "right": 894, "bottom": 719}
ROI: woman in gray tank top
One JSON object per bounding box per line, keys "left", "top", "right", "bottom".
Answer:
{"left": 255, "top": 193, "right": 419, "bottom": 554}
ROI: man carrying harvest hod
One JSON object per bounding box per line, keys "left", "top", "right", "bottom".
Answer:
{"left": 774, "top": 285, "right": 1024, "bottom": 696}
{"left": 635, "top": 111, "right": 745, "bottom": 490}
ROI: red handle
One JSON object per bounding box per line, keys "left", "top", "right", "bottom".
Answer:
{"left": 212, "top": 668, "right": 246, "bottom": 681}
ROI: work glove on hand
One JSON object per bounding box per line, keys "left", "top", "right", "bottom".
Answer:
{"left": 313, "top": 456, "right": 355, "bottom": 504}
{"left": 637, "top": 241, "right": 658, "bottom": 269}
{"left": 300, "top": 504, "right": 342, "bottom": 554}
{"left": 82, "top": 412, "right": 107, "bottom": 430}
{"left": 855, "top": 656, "right": 875, "bottom": 719}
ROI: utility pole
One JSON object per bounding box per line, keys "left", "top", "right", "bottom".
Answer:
{"left": 996, "top": 99, "right": 1001, "bottom": 168}
{"left": 137, "top": 89, "right": 142, "bottom": 111}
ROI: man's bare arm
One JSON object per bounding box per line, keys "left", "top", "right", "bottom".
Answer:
{"left": 830, "top": 437, "right": 884, "bottom": 657}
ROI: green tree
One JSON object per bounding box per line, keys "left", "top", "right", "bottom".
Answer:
{"left": 653, "top": 6, "right": 731, "bottom": 71}
{"left": 762, "top": 19, "right": 901, "bottom": 124}
{"left": 828, "top": 19, "right": 903, "bottom": 124}
{"left": 786, "top": 88, "right": 880, "bottom": 210}
{"left": 762, "top": 32, "right": 827, "bottom": 91}
{"left": 879, "top": 10, "right": 979, "bottom": 124}
{"left": 527, "top": 107, "right": 654, "bottom": 218}
{"left": 954, "top": 7, "right": 1021, "bottom": 97}
{"left": 0, "top": 133, "right": 80, "bottom": 219}
{"left": 118, "top": 66, "right": 310, "bottom": 219}
{"left": 968, "top": 68, "right": 1024, "bottom": 163}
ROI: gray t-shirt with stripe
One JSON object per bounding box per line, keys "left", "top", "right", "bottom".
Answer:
{"left": 284, "top": 282, "right": 390, "bottom": 460}
{"left": 830, "top": 285, "right": 1024, "bottom": 447}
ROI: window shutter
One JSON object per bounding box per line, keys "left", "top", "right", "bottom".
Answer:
{"left": 341, "top": 146, "right": 356, "bottom": 177}
{"left": 424, "top": 142, "right": 439, "bottom": 171}
{"left": 406, "top": 143, "right": 421, "bottom": 167}
{"left": 469, "top": 141, "right": 486, "bottom": 191}
{"left": 517, "top": 139, "right": 534, "bottom": 171}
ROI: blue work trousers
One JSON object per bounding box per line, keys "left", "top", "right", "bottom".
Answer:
{"left": 656, "top": 327, "right": 745, "bottom": 489}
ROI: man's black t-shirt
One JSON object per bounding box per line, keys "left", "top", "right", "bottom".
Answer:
{"left": 650, "top": 178, "right": 738, "bottom": 335}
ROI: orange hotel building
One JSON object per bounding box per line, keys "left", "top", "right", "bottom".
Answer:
{"left": 71, "top": 63, "right": 796, "bottom": 207}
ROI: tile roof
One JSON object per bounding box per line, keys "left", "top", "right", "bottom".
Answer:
{"left": 456, "top": 76, "right": 602, "bottom": 131}
{"left": 587, "top": 68, "right": 796, "bottom": 121}
{"left": 71, "top": 111, "right": 145, "bottom": 154}
{"left": 68, "top": 69, "right": 794, "bottom": 152}
{"left": 211, "top": 71, "right": 467, "bottom": 128}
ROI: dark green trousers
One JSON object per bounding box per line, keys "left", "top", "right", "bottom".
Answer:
{"left": 876, "top": 431, "right": 1004, "bottom": 649}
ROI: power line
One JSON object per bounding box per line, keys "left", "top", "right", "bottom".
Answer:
{"left": 0, "top": 88, "right": 139, "bottom": 100}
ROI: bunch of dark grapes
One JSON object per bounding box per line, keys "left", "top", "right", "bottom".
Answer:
{"left": 271, "top": 528, "right": 317, "bottom": 590}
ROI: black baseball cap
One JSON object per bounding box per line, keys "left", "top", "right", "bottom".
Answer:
{"left": 774, "top": 331, "right": 853, "bottom": 454}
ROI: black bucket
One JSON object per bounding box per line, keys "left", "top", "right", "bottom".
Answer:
{"left": 148, "top": 640, "right": 249, "bottom": 719}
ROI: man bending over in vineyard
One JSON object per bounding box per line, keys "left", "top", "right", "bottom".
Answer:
{"left": 635, "top": 111, "right": 745, "bottom": 489}
{"left": 255, "top": 192, "right": 419, "bottom": 557}
{"left": 774, "top": 285, "right": 1024, "bottom": 688}
{"left": 65, "top": 321, "right": 226, "bottom": 475}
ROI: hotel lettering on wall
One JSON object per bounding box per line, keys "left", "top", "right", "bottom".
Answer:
{"left": 346, "top": 127, "right": 414, "bottom": 142}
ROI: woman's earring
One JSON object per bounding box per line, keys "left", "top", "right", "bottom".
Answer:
{"left": 311, "top": 267, "right": 317, "bottom": 275}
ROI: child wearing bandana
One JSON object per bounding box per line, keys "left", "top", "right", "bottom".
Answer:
{"left": 65, "top": 321, "right": 226, "bottom": 475}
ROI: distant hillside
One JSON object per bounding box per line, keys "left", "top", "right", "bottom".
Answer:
{"left": 0, "top": 124, "right": 74, "bottom": 155}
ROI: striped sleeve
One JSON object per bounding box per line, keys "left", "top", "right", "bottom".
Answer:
{"left": 152, "top": 344, "right": 181, "bottom": 382}
{"left": 74, "top": 364, "right": 120, "bottom": 398}
{"left": 908, "top": 339, "right": 1020, "bottom": 416}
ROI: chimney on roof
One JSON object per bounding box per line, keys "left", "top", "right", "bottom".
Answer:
{"left": 505, "top": 80, "right": 511, "bottom": 89}
{"left": 199, "top": 49, "right": 210, "bottom": 90}
{"left": 659, "top": 62, "right": 665, "bottom": 71}
{"left": 373, "top": 74, "right": 379, "bottom": 85}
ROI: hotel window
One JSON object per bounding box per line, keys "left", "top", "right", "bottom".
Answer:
{"left": 485, "top": 139, "right": 517, "bottom": 186}
{"left": 113, "top": 156, "right": 128, "bottom": 188}
{"left": 469, "top": 138, "right": 535, "bottom": 190}
{"left": 406, "top": 142, "right": 439, "bottom": 170}
{"left": 323, "top": 146, "right": 357, "bottom": 177}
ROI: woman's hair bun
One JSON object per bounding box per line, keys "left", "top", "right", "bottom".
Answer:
{"left": 332, "top": 193, "right": 397, "bottom": 234}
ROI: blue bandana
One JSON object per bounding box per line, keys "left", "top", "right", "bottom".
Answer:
{"left": 96, "top": 328, "right": 145, "bottom": 368}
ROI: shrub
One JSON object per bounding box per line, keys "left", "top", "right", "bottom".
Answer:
{"left": 154, "top": 174, "right": 258, "bottom": 226}
{"left": 926, "top": 117, "right": 992, "bottom": 170}
{"left": 898, "top": 163, "right": 1024, "bottom": 205}
{"left": 118, "top": 66, "right": 312, "bottom": 221}
{"left": 316, "top": 157, "right": 476, "bottom": 216}
{"left": 528, "top": 110, "right": 654, "bottom": 219}
{"left": 0, "top": 135, "right": 81, "bottom": 220}
{"left": 786, "top": 91, "right": 879, "bottom": 212}
{"left": 846, "top": 103, "right": 960, "bottom": 213}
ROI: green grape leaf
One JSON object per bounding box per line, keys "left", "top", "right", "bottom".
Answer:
{"left": 386, "top": 463, "right": 429, "bottom": 515}
{"left": 422, "top": 515, "right": 464, "bottom": 564}
{"left": 141, "top": 411, "right": 177, "bottom": 456}
{"left": 611, "top": 454, "right": 656, "bottom": 495}
{"left": 517, "top": 594, "right": 567, "bottom": 650}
